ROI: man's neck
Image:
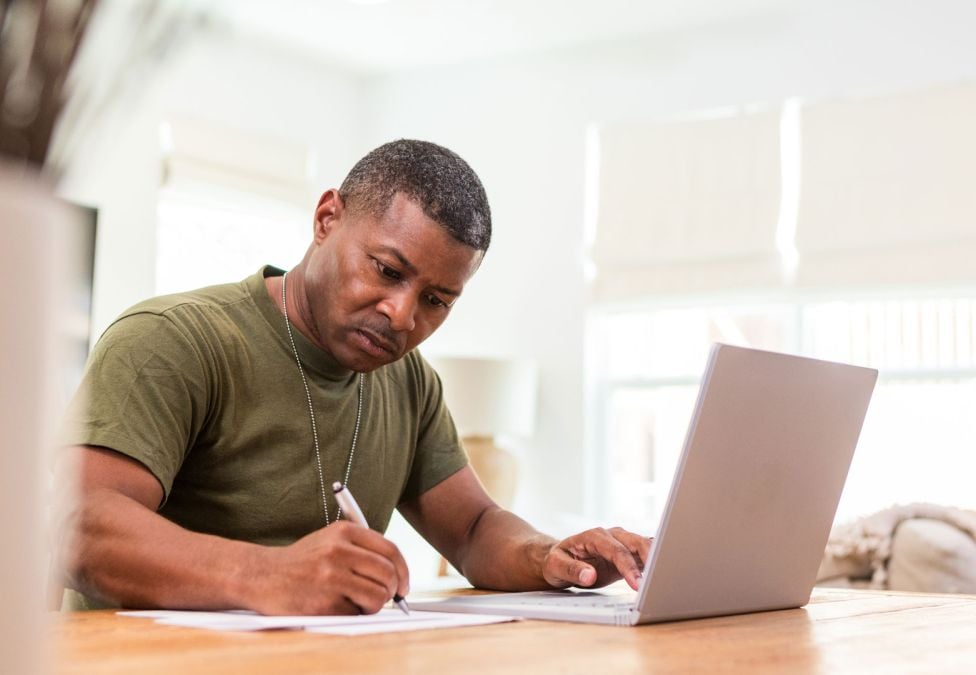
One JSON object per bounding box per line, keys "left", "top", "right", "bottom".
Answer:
{"left": 265, "top": 268, "right": 322, "bottom": 349}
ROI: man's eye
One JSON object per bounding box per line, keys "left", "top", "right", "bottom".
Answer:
{"left": 377, "top": 262, "right": 401, "bottom": 281}
{"left": 426, "top": 294, "right": 448, "bottom": 308}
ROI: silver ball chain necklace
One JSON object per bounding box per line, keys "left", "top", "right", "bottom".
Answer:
{"left": 281, "top": 272, "right": 364, "bottom": 525}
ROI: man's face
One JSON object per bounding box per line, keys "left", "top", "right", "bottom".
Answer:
{"left": 303, "top": 190, "right": 484, "bottom": 372}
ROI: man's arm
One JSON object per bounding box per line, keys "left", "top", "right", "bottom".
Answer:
{"left": 398, "top": 466, "right": 652, "bottom": 591}
{"left": 56, "top": 445, "right": 410, "bottom": 614}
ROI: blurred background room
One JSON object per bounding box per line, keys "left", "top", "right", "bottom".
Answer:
{"left": 5, "top": 0, "right": 976, "bottom": 604}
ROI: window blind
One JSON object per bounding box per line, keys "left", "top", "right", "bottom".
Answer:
{"left": 796, "top": 83, "right": 976, "bottom": 288}
{"left": 590, "top": 108, "right": 783, "bottom": 302}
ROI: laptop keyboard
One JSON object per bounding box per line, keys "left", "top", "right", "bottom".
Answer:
{"left": 457, "top": 592, "right": 635, "bottom": 609}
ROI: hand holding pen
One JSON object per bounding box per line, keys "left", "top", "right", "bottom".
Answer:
{"left": 333, "top": 481, "right": 411, "bottom": 615}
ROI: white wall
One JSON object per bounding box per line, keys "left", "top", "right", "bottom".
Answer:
{"left": 363, "top": 0, "right": 976, "bottom": 529}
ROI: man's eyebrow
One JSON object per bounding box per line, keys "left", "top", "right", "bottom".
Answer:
{"left": 385, "top": 247, "right": 417, "bottom": 274}
{"left": 382, "top": 246, "right": 461, "bottom": 297}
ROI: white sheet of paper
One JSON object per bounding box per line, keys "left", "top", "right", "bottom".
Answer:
{"left": 303, "top": 610, "right": 516, "bottom": 635}
{"left": 119, "top": 608, "right": 517, "bottom": 635}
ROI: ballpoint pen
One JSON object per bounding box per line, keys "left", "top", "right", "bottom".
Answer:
{"left": 332, "top": 481, "right": 411, "bottom": 615}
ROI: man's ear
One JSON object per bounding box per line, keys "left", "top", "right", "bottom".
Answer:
{"left": 313, "top": 189, "right": 344, "bottom": 243}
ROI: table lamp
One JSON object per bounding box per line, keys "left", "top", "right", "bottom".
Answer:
{"left": 428, "top": 357, "right": 538, "bottom": 509}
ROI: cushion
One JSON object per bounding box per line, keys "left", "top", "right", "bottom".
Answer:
{"left": 887, "top": 518, "right": 976, "bottom": 594}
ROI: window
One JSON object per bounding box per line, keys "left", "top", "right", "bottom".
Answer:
{"left": 587, "top": 294, "right": 976, "bottom": 532}
{"left": 586, "top": 85, "right": 976, "bottom": 532}
{"left": 155, "top": 117, "right": 314, "bottom": 295}
{"left": 156, "top": 185, "right": 309, "bottom": 295}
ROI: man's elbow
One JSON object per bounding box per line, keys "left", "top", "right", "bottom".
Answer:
{"left": 52, "top": 490, "right": 122, "bottom": 601}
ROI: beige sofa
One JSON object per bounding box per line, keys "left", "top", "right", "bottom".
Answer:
{"left": 817, "top": 504, "right": 976, "bottom": 594}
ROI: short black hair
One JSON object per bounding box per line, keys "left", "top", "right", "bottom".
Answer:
{"left": 339, "top": 139, "right": 492, "bottom": 252}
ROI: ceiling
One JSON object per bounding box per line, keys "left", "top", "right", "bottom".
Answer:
{"left": 199, "top": 0, "right": 824, "bottom": 72}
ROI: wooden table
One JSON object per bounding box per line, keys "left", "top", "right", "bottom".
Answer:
{"left": 53, "top": 588, "right": 976, "bottom": 674}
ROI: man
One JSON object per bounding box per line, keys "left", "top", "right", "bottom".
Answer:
{"left": 58, "top": 139, "right": 650, "bottom": 614}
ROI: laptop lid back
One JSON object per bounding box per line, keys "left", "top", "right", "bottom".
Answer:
{"left": 635, "top": 344, "right": 877, "bottom": 624}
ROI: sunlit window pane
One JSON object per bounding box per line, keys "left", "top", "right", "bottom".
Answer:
{"left": 840, "top": 378, "right": 976, "bottom": 519}
{"left": 605, "top": 305, "right": 795, "bottom": 380}
{"left": 603, "top": 385, "right": 699, "bottom": 532}
{"left": 156, "top": 187, "right": 308, "bottom": 295}
{"left": 802, "top": 298, "right": 976, "bottom": 372}
{"left": 591, "top": 294, "right": 976, "bottom": 529}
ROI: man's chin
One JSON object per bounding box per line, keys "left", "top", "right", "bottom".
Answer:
{"left": 334, "top": 346, "right": 395, "bottom": 374}
{"left": 343, "top": 354, "right": 385, "bottom": 373}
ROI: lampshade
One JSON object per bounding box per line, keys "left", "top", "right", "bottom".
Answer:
{"left": 428, "top": 357, "right": 538, "bottom": 438}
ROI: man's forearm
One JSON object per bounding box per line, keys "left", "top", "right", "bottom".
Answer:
{"left": 60, "top": 489, "right": 269, "bottom": 610}
{"left": 455, "top": 506, "right": 558, "bottom": 591}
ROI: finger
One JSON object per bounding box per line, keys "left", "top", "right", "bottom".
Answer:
{"left": 343, "top": 525, "right": 411, "bottom": 598}
{"left": 340, "top": 569, "right": 396, "bottom": 615}
{"left": 573, "top": 529, "right": 644, "bottom": 590}
{"left": 608, "top": 527, "right": 654, "bottom": 566}
{"left": 336, "top": 541, "right": 401, "bottom": 601}
{"left": 544, "top": 545, "right": 599, "bottom": 588}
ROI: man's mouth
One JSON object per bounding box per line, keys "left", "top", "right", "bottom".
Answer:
{"left": 353, "top": 328, "right": 398, "bottom": 358}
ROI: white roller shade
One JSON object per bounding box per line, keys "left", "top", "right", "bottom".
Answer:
{"left": 590, "top": 108, "right": 783, "bottom": 302}
{"left": 796, "top": 83, "right": 976, "bottom": 287}
{"left": 161, "top": 116, "right": 314, "bottom": 207}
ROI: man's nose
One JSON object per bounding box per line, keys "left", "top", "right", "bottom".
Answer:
{"left": 378, "top": 291, "right": 417, "bottom": 332}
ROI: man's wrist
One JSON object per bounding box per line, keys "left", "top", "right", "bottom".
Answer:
{"left": 223, "top": 540, "right": 273, "bottom": 611}
{"left": 526, "top": 535, "right": 559, "bottom": 587}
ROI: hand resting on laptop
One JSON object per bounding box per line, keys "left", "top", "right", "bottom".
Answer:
{"left": 542, "top": 527, "right": 653, "bottom": 591}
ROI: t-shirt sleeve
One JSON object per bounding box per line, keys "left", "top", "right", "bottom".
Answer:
{"left": 399, "top": 352, "right": 468, "bottom": 502}
{"left": 60, "top": 311, "right": 211, "bottom": 501}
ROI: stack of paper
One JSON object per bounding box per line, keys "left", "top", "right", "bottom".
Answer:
{"left": 119, "top": 608, "right": 518, "bottom": 636}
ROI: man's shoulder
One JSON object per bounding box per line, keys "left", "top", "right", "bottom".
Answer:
{"left": 98, "top": 273, "right": 266, "bottom": 352}
{"left": 120, "top": 278, "right": 251, "bottom": 322}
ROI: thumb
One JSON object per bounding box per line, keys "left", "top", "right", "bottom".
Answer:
{"left": 546, "top": 547, "right": 598, "bottom": 588}
{"left": 575, "top": 564, "right": 598, "bottom": 587}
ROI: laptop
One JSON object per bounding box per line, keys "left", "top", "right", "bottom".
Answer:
{"left": 413, "top": 344, "right": 877, "bottom": 625}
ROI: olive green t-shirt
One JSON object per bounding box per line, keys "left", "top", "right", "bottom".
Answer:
{"left": 63, "top": 266, "right": 467, "bottom": 547}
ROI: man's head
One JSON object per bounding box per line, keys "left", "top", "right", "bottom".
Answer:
{"left": 339, "top": 139, "right": 491, "bottom": 252}
{"left": 295, "top": 140, "right": 491, "bottom": 373}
